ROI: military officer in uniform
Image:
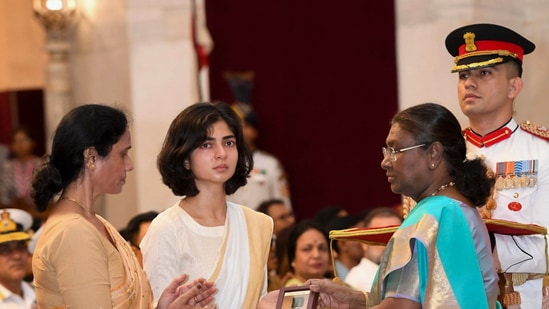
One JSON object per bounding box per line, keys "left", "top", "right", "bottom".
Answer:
{"left": 0, "top": 208, "right": 36, "bottom": 308}
{"left": 446, "top": 23, "right": 549, "bottom": 308}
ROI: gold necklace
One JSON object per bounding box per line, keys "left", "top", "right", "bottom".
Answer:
{"left": 59, "top": 196, "right": 95, "bottom": 215}
{"left": 430, "top": 181, "right": 455, "bottom": 196}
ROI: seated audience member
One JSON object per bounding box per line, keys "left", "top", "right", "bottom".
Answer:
{"left": 345, "top": 207, "right": 403, "bottom": 292}
{"left": 0, "top": 208, "right": 36, "bottom": 308}
{"left": 122, "top": 210, "right": 158, "bottom": 266}
{"left": 285, "top": 220, "right": 331, "bottom": 287}
{"left": 256, "top": 199, "right": 295, "bottom": 235}
{"left": 0, "top": 127, "right": 42, "bottom": 225}
{"left": 313, "top": 206, "right": 349, "bottom": 230}
{"left": 326, "top": 215, "right": 364, "bottom": 281}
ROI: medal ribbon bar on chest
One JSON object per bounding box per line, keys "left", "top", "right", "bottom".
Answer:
{"left": 495, "top": 160, "right": 538, "bottom": 190}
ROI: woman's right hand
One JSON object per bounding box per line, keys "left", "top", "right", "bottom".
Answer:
{"left": 157, "top": 274, "right": 217, "bottom": 309}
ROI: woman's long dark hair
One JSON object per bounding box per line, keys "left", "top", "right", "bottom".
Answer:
{"left": 31, "top": 104, "right": 128, "bottom": 211}
{"left": 392, "top": 103, "right": 494, "bottom": 206}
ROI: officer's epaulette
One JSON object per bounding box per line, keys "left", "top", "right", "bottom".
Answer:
{"left": 520, "top": 120, "right": 549, "bottom": 142}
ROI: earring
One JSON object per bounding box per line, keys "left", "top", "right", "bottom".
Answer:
{"left": 86, "top": 156, "right": 95, "bottom": 170}
{"left": 431, "top": 163, "right": 435, "bottom": 168}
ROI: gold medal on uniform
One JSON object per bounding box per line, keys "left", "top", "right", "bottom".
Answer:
{"left": 512, "top": 175, "right": 521, "bottom": 188}
{"left": 520, "top": 174, "right": 529, "bottom": 188}
{"left": 522, "top": 160, "right": 538, "bottom": 188}
{"left": 496, "top": 160, "right": 539, "bottom": 190}
{"left": 495, "top": 176, "right": 505, "bottom": 191}
{"left": 529, "top": 175, "right": 537, "bottom": 188}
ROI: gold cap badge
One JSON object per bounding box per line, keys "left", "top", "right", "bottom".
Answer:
{"left": 0, "top": 209, "right": 31, "bottom": 244}
{"left": 464, "top": 32, "right": 477, "bottom": 52}
{"left": 0, "top": 211, "right": 17, "bottom": 234}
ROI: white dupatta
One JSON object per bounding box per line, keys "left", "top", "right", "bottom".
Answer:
{"left": 209, "top": 202, "right": 251, "bottom": 307}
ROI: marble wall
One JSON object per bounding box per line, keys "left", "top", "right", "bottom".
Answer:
{"left": 70, "top": 0, "right": 136, "bottom": 227}
{"left": 0, "top": 0, "right": 47, "bottom": 91}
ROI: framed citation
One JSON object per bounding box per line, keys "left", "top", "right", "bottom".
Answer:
{"left": 276, "top": 286, "right": 319, "bottom": 309}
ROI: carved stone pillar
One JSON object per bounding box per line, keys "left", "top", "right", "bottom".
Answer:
{"left": 43, "top": 32, "right": 72, "bottom": 143}
{"left": 33, "top": 0, "right": 76, "bottom": 148}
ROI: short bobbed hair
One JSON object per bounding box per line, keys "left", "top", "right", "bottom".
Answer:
{"left": 157, "top": 102, "right": 253, "bottom": 197}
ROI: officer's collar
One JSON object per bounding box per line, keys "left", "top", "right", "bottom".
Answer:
{"left": 463, "top": 118, "right": 518, "bottom": 148}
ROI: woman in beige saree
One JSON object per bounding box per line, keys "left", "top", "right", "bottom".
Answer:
{"left": 31, "top": 104, "right": 217, "bottom": 309}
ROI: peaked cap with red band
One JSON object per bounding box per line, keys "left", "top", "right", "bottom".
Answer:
{"left": 445, "top": 23, "right": 535, "bottom": 73}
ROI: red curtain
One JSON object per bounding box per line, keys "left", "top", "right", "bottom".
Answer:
{"left": 206, "top": 0, "right": 400, "bottom": 219}
{"left": 0, "top": 92, "right": 12, "bottom": 145}
{"left": 15, "top": 90, "right": 46, "bottom": 156}
{"left": 0, "top": 90, "right": 46, "bottom": 156}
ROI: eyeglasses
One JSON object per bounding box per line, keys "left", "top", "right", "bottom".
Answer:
{"left": 382, "top": 144, "right": 426, "bottom": 162}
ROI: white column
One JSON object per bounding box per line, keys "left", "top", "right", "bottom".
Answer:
{"left": 43, "top": 32, "right": 73, "bottom": 144}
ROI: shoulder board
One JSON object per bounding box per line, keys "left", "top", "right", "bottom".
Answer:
{"left": 520, "top": 121, "right": 549, "bottom": 142}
